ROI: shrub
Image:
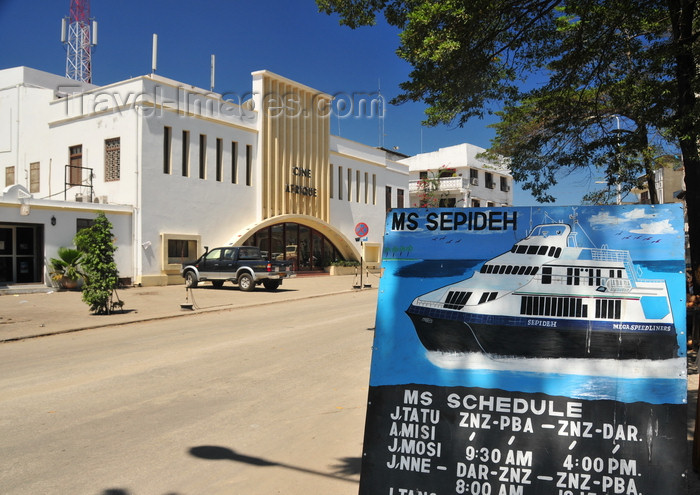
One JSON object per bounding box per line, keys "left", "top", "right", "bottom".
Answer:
{"left": 74, "top": 212, "right": 122, "bottom": 314}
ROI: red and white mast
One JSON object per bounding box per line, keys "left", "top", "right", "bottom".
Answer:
{"left": 61, "top": 0, "right": 97, "bottom": 83}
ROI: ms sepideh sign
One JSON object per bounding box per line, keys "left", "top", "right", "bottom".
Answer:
{"left": 360, "top": 205, "right": 687, "bottom": 494}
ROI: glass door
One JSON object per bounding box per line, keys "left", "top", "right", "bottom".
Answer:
{"left": 0, "top": 225, "right": 41, "bottom": 283}
{"left": 0, "top": 227, "right": 12, "bottom": 283}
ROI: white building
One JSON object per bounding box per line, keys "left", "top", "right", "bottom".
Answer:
{"left": 0, "top": 66, "right": 409, "bottom": 286}
{"left": 401, "top": 143, "right": 513, "bottom": 208}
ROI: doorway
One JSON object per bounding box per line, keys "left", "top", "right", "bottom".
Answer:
{"left": 0, "top": 224, "right": 43, "bottom": 284}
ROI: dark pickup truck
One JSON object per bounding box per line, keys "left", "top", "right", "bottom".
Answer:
{"left": 181, "top": 246, "right": 294, "bottom": 291}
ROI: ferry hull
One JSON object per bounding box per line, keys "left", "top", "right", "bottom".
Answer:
{"left": 406, "top": 306, "right": 679, "bottom": 360}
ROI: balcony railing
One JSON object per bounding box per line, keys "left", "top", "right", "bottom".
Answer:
{"left": 409, "top": 176, "right": 471, "bottom": 193}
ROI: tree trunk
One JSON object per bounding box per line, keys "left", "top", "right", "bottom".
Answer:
{"left": 668, "top": 0, "right": 698, "bottom": 292}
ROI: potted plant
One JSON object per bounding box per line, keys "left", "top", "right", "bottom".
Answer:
{"left": 49, "top": 247, "right": 85, "bottom": 290}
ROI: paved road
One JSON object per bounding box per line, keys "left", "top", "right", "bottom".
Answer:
{"left": 0, "top": 289, "right": 377, "bottom": 495}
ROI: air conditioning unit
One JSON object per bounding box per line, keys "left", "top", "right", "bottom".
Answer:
{"left": 100, "top": 195, "right": 108, "bottom": 204}
{"left": 470, "top": 178, "right": 479, "bottom": 186}
{"left": 505, "top": 185, "right": 511, "bottom": 192}
{"left": 75, "top": 194, "right": 84, "bottom": 202}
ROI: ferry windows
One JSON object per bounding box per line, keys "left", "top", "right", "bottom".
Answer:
{"left": 595, "top": 299, "right": 622, "bottom": 319}
{"left": 542, "top": 267, "right": 552, "bottom": 284}
{"left": 518, "top": 266, "right": 528, "bottom": 275}
{"left": 521, "top": 295, "right": 587, "bottom": 318}
{"left": 516, "top": 245, "right": 528, "bottom": 254}
{"left": 478, "top": 292, "right": 498, "bottom": 304}
{"left": 531, "top": 267, "right": 539, "bottom": 275}
{"left": 444, "top": 291, "right": 472, "bottom": 310}
{"left": 555, "top": 248, "right": 562, "bottom": 258}
{"left": 526, "top": 245, "right": 538, "bottom": 255}
{"left": 538, "top": 246, "right": 548, "bottom": 255}
{"left": 548, "top": 246, "right": 556, "bottom": 257}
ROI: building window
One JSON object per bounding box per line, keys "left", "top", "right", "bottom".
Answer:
{"left": 245, "top": 144, "right": 252, "bottom": 186}
{"left": 329, "top": 165, "right": 334, "bottom": 199}
{"left": 469, "top": 168, "right": 478, "bottom": 186}
{"left": 163, "top": 126, "right": 172, "bottom": 174}
{"left": 5, "top": 166, "right": 15, "bottom": 186}
{"left": 485, "top": 172, "right": 494, "bottom": 189}
{"left": 216, "top": 138, "right": 223, "bottom": 182}
{"left": 373, "top": 174, "right": 377, "bottom": 205}
{"left": 347, "top": 168, "right": 352, "bottom": 201}
{"left": 231, "top": 141, "right": 238, "bottom": 184}
{"left": 69, "top": 145, "right": 82, "bottom": 185}
{"left": 199, "top": 134, "right": 207, "bottom": 179}
{"left": 386, "top": 185, "right": 392, "bottom": 212}
{"left": 167, "top": 238, "right": 199, "bottom": 264}
{"left": 397, "top": 188, "right": 405, "bottom": 208}
{"left": 356, "top": 170, "right": 361, "bottom": 202}
{"left": 338, "top": 166, "right": 343, "bottom": 200}
{"left": 439, "top": 197, "right": 456, "bottom": 207}
{"left": 181, "top": 131, "right": 190, "bottom": 177}
{"left": 364, "top": 172, "right": 369, "bottom": 203}
{"left": 76, "top": 218, "right": 95, "bottom": 233}
{"left": 472, "top": 199, "right": 481, "bottom": 207}
{"left": 500, "top": 176, "right": 509, "bottom": 192}
{"left": 105, "top": 138, "right": 120, "bottom": 182}
{"left": 30, "top": 162, "right": 40, "bottom": 193}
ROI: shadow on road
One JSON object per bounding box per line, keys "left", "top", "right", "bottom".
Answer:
{"left": 188, "top": 445, "right": 361, "bottom": 483}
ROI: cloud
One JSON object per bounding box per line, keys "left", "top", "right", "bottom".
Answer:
{"left": 630, "top": 219, "right": 677, "bottom": 235}
{"left": 622, "top": 208, "right": 655, "bottom": 221}
{"left": 589, "top": 208, "right": 657, "bottom": 226}
{"left": 588, "top": 211, "right": 618, "bottom": 225}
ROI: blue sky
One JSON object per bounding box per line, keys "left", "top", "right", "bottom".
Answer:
{"left": 0, "top": 0, "right": 597, "bottom": 205}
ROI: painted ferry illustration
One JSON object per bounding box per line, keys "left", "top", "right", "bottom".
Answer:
{"left": 406, "top": 219, "right": 678, "bottom": 360}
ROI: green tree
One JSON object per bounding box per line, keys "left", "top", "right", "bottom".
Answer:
{"left": 74, "top": 212, "right": 122, "bottom": 314}
{"left": 317, "top": 0, "right": 700, "bottom": 289}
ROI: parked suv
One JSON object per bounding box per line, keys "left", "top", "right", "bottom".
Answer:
{"left": 181, "top": 246, "right": 294, "bottom": 291}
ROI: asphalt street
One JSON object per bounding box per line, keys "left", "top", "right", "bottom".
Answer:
{"left": 0, "top": 285, "right": 377, "bottom": 495}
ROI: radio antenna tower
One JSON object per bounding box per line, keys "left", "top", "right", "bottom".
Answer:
{"left": 61, "top": 0, "right": 97, "bottom": 83}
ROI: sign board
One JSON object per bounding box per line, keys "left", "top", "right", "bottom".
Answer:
{"left": 356, "top": 222, "right": 370, "bottom": 238}
{"left": 361, "top": 205, "right": 687, "bottom": 494}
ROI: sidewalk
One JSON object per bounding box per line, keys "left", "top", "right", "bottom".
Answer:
{"left": 0, "top": 274, "right": 374, "bottom": 342}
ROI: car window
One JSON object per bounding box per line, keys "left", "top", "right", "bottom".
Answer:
{"left": 222, "top": 249, "right": 235, "bottom": 260}
{"left": 204, "top": 249, "right": 221, "bottom": 261}
{"left": 239, "top": 248, "right": 259, "bottom": 260}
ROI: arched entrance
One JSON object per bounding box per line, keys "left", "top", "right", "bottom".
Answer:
{"left": 240, "top": 221, "right": 349, "bottom": 272}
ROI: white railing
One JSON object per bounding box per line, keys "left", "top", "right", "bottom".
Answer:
{"left": 409, "top": 176, "right": 471, "bottom": 193}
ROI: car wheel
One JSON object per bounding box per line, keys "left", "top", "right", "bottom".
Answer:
{"left": 185, "top": 271, "right": 198, "bottom": 288}
{"left": 237, "top": 273, "right": 255, "bottom": 292}
{"left": 211, "top": 280, "right": 224, "bottom": 289}
{"left": 263, "top": 280, "right": 281, "bottom": 291}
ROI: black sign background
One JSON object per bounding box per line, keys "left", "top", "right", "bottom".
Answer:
{"left": 360, "top": 384, "right": 686, "bottom": 494}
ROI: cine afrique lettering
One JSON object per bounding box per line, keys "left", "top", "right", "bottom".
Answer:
{"left": 286, "top": 166, "right": 317, "bottom": 197}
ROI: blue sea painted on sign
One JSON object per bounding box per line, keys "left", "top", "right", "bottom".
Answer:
{"left": 370, "top": 205, "right": 688, "bottom": 405}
